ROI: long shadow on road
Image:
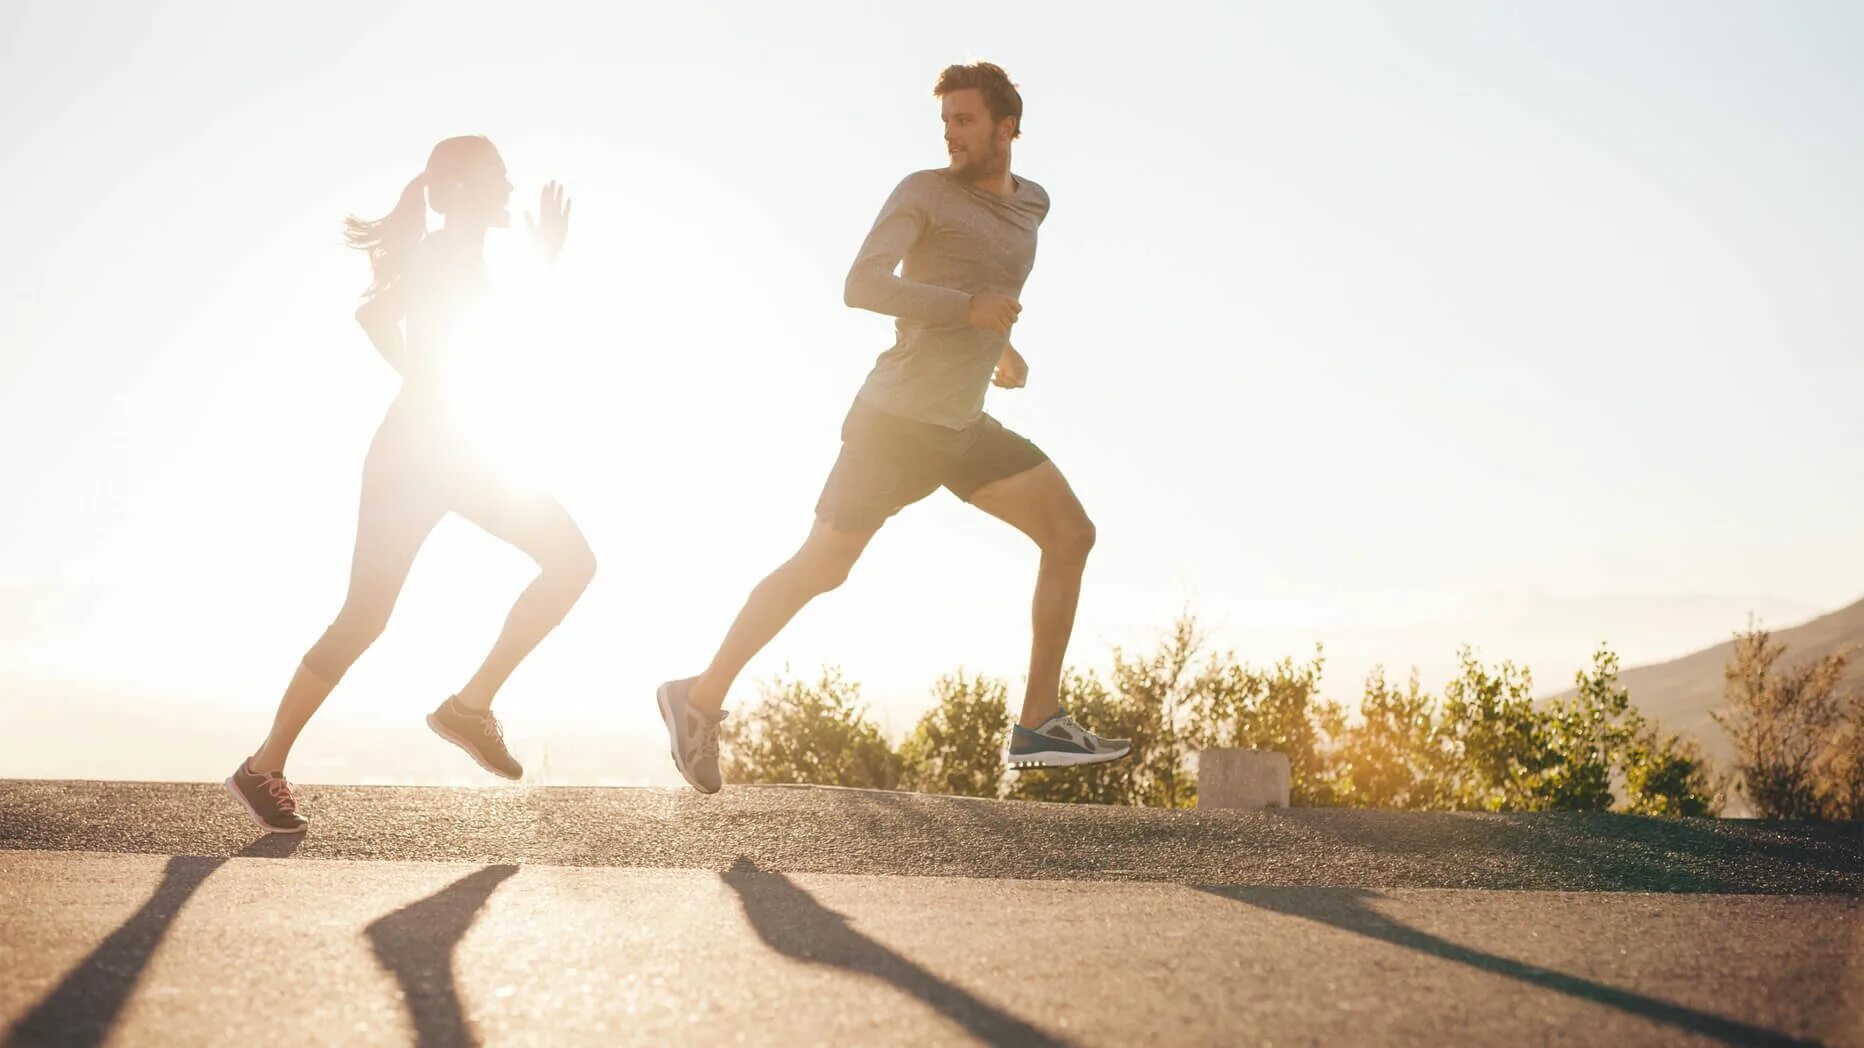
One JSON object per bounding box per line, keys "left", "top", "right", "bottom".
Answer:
{"left": 3, "top": 834, "right": 303, "bottom": 1048}
{"left": 722, "top": 856, "right": 1073, "bottom": 1047}
{"left": 1287, "top": 810, "right": 1863, "bottom": 894}
{"left": 365, "top": 863, "right": 518, "bottom": 1048}
{"left": 1198, "top": 885, "right": 1818, "bottom": 1048}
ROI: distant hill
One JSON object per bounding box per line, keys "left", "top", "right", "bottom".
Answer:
{"left": 1604, "top": 596, "right": 1864, "bottom": 763}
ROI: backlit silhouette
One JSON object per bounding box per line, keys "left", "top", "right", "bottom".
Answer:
{"left": 226, "top": 136, "right": 594, "bottom": 833}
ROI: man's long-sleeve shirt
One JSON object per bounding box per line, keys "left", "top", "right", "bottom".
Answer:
{"left": 844, "top": 169, "right": 1049, "bottom": 428}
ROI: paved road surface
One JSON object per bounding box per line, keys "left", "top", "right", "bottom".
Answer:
{"left": 1, "top": 781, "right": 1859, "bottom": 1046}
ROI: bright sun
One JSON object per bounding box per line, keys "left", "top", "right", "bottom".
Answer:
{"left": 438, "top": 247, "right": 605, "bottom": 491}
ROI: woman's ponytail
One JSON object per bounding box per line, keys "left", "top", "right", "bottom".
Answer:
{"left": 343, "top": 172, "right": 428, "bottom": 300}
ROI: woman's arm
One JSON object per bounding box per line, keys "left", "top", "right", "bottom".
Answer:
{"left": 356, "top": 282, "right": 443, "bottom": 384}
{"left": 354, "top": 288, "right": 409, "bottom": 375}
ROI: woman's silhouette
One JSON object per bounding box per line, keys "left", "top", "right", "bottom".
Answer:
{"left": 227, "top": 136, "right": 595, "bottom": 832}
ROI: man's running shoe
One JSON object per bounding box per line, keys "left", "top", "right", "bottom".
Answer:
{"left": 657, "top": 678, "right": 726, "bottom": 794}
{"left": 225, "top": 759, "right": 309, "bottom": 833}
{"left": 1006, "top": 710, "right": 1133, "bottom": 769}
{"left": 427, "top": 695, "right": 523, "bottom": 780}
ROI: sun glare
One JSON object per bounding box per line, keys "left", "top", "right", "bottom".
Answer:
{"left": 440, "top": 263, "right": 576, "bottom": 488}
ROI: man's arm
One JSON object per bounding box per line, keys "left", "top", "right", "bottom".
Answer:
{"left": 843, "top": 174, "right": 973, "bottom": 326}
{"left": 992, "top": 343, "right": 1028, "bottom": 389}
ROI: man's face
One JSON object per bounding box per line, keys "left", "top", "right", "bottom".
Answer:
{"left": 941, "top": 88, "right": 1009, "bottom": 179}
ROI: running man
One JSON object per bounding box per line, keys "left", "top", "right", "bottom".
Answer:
{"left": 227, "top": 136, "right": 597, "bottom": 833}
{"left": 657, "top": 62, "right": 1130, "bottom": 793}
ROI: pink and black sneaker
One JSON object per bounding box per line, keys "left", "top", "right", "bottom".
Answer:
{"left": 225, "top": 760, "right": 309, "bottom": 834}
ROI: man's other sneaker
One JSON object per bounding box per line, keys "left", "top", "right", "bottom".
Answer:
{"left": 657, "top": 678, "right": 725, "bottom": 794}
{"left": 225, "top": 759, "right": 309, "bottom": 833}
{"left": 427, "top": 696, "right": 523, "bottom": 780}
{"left": 1006, "top": 710, "right": 1134, "bottom": 770}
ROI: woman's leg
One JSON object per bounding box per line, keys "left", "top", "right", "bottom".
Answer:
{"left": 249, "top": 404, "right": 444, "bottom": 773}
{"left": 448, "top": 486, "right": 596, "bottom": 712}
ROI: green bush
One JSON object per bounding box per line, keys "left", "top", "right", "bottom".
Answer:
{"left": 898, "top": 673, "right": 1010, "bottom": 799}
{"left": 1715, "top": 626, "right": 1858, "bottom": 819}
{"left": 720, "top": 616, "right": 1742, "bottom": 819}
{"left": 720, "top": 668, "right": 900, "bottom": 789}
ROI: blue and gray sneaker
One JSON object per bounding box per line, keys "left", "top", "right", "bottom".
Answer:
{"left": 657, "top": 677, "right": 726, "bottom": 794}
{"left": 1006, "top": 710, "right": 1133, "bottom": 770}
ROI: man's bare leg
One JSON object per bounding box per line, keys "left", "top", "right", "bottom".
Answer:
{"left": 686, "top": 517, "right": 878, "bottom": 715}
{"left": 967, "top": 460, "right": 1096, "bottom": 729}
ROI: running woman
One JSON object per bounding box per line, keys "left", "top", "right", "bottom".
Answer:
{"left": 227, "top": 136, "right": 596, "bottom": 832}
{"left": 656, "top": 63, "right": 1130, "bottom": 794}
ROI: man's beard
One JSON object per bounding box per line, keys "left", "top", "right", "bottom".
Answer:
{"left": 952, "top": 139, "right": 1005, "bottom": 181}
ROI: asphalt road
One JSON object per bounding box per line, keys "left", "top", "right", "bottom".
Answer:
{"left": 2, "top": 779, "right": 1859, "bottom": 892}
{"left": 1, "top": 781, "right": 1859, "bottom": 1046}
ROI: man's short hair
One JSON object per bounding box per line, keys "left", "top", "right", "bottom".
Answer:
{"left": 934, "top": 62, "right": 1023, "bottom": 139}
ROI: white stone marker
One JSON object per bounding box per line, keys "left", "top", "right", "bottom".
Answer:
{"left": 1196, "top": 749, "right": 1291, "bottom": 809}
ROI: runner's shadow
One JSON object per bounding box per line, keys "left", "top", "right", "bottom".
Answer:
{"left": 3, "top": 835, "right": 302, "bottom": 1048}
{"left": 365, "top": 864, "right": 518, "bottom": 1048}
{"left": 721, "top": 856, "right": 1073, "bottom": 1047}
{"left": 1196, "top": 885, "right": 1816, "bottom": 1048}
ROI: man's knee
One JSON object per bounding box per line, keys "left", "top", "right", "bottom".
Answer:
{"left": 793, "top": 551, "right": 854, "bottom": 595}
{"left": 1045, "top": 513, "right": 1096, "bottom": 562}
{"left": 787, "top": 536, "right": 864, "bottom": 596}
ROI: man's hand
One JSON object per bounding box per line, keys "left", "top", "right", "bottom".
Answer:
{"left": 992, "top": 344, "right": 1028, "bottom": 389}
{"left": 967, "top": 292, "right": 1021, "bottom": 335}
{"left": 527, "top": 181, "right": 571, "bottom": 262}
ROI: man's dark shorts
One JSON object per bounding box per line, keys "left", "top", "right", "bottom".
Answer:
{"left": 815, "top": 397, "right": 1049, "bottom": 532}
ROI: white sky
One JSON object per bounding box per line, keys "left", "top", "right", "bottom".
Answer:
{"left": 2, "top": 1, "right": 1860, "bottom": 783}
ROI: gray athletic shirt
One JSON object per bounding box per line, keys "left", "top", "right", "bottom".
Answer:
{"left": 844, "top": 169, "right": 1050, "bottom": 429}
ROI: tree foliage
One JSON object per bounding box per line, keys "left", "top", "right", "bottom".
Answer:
{"left": 898, "top": 672, "right": 1009, "bottom": 799}
{"left": 720, "top": 668, "right": 900, "bottom": 790}
{"left": 717, "top": 614, "right": 1860, "bottom": 822}
{"left": 1714, "top": 626, "right": 1858, "bottom": 819}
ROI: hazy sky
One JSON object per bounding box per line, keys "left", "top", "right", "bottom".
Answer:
{"left": 3, "top": 1, "right": 1860, "bottom": 783}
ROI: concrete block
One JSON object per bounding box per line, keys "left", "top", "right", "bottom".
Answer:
{"left": 1197, "top": 749, "right": 1291, "bottom": 809}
